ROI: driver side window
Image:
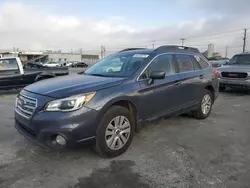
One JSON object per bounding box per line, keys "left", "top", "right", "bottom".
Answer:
{"left": 139, "top": 54, "right": 175, "bottom": 80}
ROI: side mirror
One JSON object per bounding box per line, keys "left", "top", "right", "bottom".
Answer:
{"left": 150, "top": 71, "right": 165, "bottom": 79}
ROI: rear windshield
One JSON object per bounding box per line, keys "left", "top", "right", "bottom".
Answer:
{"left": 228, "top": 55, "right": 250, "bottom": 65}
{"left": 0, "top": 58, "right": 18, "bottom": 70}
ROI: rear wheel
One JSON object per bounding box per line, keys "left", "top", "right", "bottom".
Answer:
{"left": 95, "top": 106, "right": 135, "bottom": 158}
{"left": 193, "top": 89, "right": 213, "bottom": 119}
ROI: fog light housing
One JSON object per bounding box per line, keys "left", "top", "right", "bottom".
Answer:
{"left": 55, "top": 135, "right": 66, "bottom": 146}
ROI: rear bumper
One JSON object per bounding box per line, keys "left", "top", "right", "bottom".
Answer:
{"left": 219, "top": 78, "right": 250, "bottom": 88}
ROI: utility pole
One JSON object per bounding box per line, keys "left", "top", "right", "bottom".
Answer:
{"left": 80, "top": 48, "right": 83, "bottom": 61}
{"left": 152, "top": 40, "right": 155, "bottom": 49}
{"left": 101, "top": 45, "right": 106, "bottom": 59}
{"left": 103, "top": 46, "right": 106, "bottom": 58}
{"left": 225, "top": 46, "right": 228, "bottom": 58}
{"left": 180, "top": 38, "right": 185, "bottom": 47}
{"left": 101, "top": 45, "right": 103, "bottom": 59}
{"left": 243, "top": 29, "right": 247, "bottom": 53}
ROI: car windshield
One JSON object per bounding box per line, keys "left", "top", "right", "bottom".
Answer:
{"left": 228, "top": 55, "right": 250, "bottom": 65}
{"left": 85, "top": 52, "right": 149, "bottom": 77}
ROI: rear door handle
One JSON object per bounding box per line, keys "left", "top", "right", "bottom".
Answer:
{"left": 199, "top": 75, "right": 204, "bottom": 79}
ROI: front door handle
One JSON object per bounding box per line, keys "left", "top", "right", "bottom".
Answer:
{"left": 199, "top": 75, "right": 204, "bottom": 79}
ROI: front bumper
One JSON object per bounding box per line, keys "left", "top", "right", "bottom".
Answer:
{"left": 14, "top": 91, "right": 99, "bottom": 149}
{"left": 219, "top": 78, "right": 250, "bottom": 88}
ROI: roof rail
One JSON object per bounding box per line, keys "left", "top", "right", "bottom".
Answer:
{"left": 119, "top": 48, "right": 147, "bottom": 52}
{"left": 154, "top": 45, "right": 200, "bottom": 53}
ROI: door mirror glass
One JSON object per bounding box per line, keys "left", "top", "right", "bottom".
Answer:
{"left": 150, "top": 71, "right": 165, "bottom": 79}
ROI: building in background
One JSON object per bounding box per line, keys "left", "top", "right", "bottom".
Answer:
{"left": 207, "top": 43, "right": 215, "bottom": 58}
{"left": 0, "top": 51, "right": 99, "bottom": 65}
{"left": 82, "top": 54, "right": 100, "bottom": 65}
{"left": 46, "top": 52, "right": 99, "bottom": 64}
{"left": 0, "top": 51, "right": 48, "bottom": 63}
{"left": 46, "top": 52, "right": 82, "bottom": 62}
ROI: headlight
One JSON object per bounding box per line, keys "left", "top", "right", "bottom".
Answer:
{"left": 45, "top": 92, "right": 95, "bottom": 112}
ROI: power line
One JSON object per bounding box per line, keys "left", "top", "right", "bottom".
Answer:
{"left": 185, "top": 28, "right": 247, "bottom": 40}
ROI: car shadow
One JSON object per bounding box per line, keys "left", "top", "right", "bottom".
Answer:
{"left": 220, "top": 87, "right": 250, "bottom": 96}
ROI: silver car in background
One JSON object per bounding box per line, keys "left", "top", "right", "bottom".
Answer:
{"left": 210, "top": 59, "right": 228, "bottom": 68}
{"left": 217, "top": 53, "right": 250, "bottom": 90}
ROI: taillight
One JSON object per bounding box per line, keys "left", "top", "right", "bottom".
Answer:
{"left": 213, "top": 70, "right": 220, "bottom": 77}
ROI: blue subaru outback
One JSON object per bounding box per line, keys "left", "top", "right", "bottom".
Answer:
{"left": 15, "top": 46, "right": 219, "bottom": 157}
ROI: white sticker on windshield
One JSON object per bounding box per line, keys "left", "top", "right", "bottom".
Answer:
{"left": 133, "top": 54, "right": 149, "bottom": 58}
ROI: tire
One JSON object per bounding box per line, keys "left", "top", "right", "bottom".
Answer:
{"left": 193, "top": 89, "right": 213, "bottom": 119}
{"left": 95, "top": 106, "right": 135, "bottom": 158}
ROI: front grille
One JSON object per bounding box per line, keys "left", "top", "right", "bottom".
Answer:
{"left": 16, "top": 94, "right": 37, "bottom": 118}
{"left": 221, "top": 72, "right": 248, "bottom": 79}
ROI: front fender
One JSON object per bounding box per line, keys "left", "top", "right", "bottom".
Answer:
{"left": 96, "top": 96, "right": 139, "bottom": 121}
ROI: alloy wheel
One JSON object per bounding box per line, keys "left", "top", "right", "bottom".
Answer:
{"left": 105, "top": 116, "right": 131, "bottom": 150}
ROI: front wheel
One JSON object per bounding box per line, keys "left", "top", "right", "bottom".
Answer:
{"left": 193, "top": 89, "right": 213, "bottom": 119}
{"left": 95, "top": 106, "right": 135, "bottom": 158}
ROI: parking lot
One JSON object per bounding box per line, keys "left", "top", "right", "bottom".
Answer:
{"left": 1, "top": 69, "right": 250, "bottom": 188}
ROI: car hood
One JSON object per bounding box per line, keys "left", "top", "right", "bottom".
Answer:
{"left": 218, "top": 65, "right": 250, "bottom": 72}
{"left": 24, "top": 74, "right": 125, "bottom": 98}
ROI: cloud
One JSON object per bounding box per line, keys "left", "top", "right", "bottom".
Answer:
{"left": 0, "top": 2, "right": 137, "bottom": 52}
{"left": 0, "top": 1, "right": 250, "bottom": 57}
{"left": 176, "top": 0, "right": 250, "bottom": 16}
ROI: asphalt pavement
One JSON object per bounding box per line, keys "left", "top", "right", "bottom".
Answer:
{"left": 1, "top": 72, "right": 250, "bottom": 188}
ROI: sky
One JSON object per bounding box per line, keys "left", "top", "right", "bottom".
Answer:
{"left": 0, "top": 0, "right": 250, "bottom": 57}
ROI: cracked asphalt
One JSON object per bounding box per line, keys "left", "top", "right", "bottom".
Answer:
{"left": 1, "top": 81, "right": 250, "bottom": 187}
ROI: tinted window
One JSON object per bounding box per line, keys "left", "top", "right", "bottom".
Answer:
{"left": 140, "top": 54, "right": 175, "bottom": 79}
{"left": 175, "top": 54, "right": 194, "bottom": 72}
{"left": 192, "top": 56, "right": 201, "bottom": 70}
{"left": 0, "top": 59, "right": 19, "bottom": 71}
{"left": 194, "top": 56, "right": 209, "bottom": 69}
{"left": 228, "top": 55, "right": 250, "bottom": 65}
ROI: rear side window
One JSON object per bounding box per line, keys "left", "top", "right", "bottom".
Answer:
{"left": 191, "top": 56, "right": 202, "bottom": 70}
{"left": 194, "top": 56, "right": 209, "bottom": 69}
{"left": 175, "top": 54, "right": 194, "bottom": 72}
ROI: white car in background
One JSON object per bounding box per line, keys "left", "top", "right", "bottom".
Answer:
{"left": 65, "top": 62, "right": 73, "bottom": 67}
{"left": 43, "top": 62, "right": 59, "bottom": 68}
